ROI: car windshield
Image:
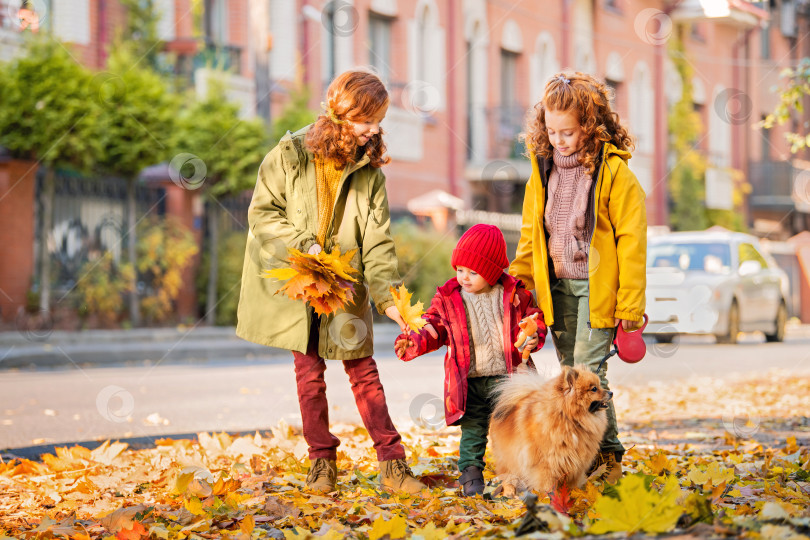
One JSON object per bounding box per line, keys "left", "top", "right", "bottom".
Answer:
{"left": 648, "top": 242, "right": 732, "bottom": 274}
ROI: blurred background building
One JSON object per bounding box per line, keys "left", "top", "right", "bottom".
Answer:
{"left": 1, "top": 0, "right": 810, "bottom": 325}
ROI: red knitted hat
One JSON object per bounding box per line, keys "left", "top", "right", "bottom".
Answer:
{"left": 451, "top": 224, "right": 509, "bottom": 286}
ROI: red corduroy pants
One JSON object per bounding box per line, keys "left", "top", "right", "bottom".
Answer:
{"left": 292, "top": 322, "right": 405, "bottom": 462}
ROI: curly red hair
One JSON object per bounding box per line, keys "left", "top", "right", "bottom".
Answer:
{"left": 523, "top": 71, "right": 634, "bottom": 175}
{"left": 306, "top": 70, "right": 390, "bottom": 169}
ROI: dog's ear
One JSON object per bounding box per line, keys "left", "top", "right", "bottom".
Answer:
{"left": 563, "top": 365, "right": 579, "bottom": 391}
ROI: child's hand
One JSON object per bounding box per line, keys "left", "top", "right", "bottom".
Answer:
{"left": 395, "top": 337, "right": 413, "bottom": 358}
{"left": 525, "top": 333, "right": 539, "bottom": 351}
{"left": 515, "top": 361, "right": 530, "bottom": 374}
{"left": 308, "top": 244, "right": 323, "bottom": 255}
{"left": 423, "top": 323, "right": 438, "bottom": 339}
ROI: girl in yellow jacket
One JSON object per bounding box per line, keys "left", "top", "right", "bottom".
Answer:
{"left": 509, "top": 72, "right": 647, "bottom": 484}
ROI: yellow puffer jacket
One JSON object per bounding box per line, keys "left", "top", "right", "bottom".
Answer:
{"left": 509, "top": 142, "right": 647, "bottom": 328}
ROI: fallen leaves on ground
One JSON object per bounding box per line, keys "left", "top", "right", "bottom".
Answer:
{"left": 0, "top": 370, "right": 808, "bottom": 538}
{"left": 263, "top": 247, "right": 359, "bottom": 316}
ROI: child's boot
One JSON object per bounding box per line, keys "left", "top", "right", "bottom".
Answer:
{"left": 459, "top": 465, "right": 485, "bottom": 496}
{"left": 379, "top": 459, "right": 426, "bottom": 494}
{"left": 305, "top": 458, "right": 337, "bottom": 492}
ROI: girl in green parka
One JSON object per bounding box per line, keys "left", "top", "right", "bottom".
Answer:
{"left": 510, "top": 71, "right": 647, "bottom": 485}
{"left": 236, "top": 70, "right": 426, "bottom": 495}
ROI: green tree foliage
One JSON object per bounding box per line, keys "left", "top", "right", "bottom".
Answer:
{"left": 172, "top": 80, "right": 269, "bottom": 198}
{"left": 272, "top": 84, "right": 319, "bottom": 143}
{"left": 761, "top": 57, "right": 810, "bottom": 153}
{"left": 668, "top": 31, "right": 708, "bottom": 232}
{"left": 0, "top": 36, "right": 100, "bottom": 169}
{"left": 391, "top": 220, "right": 457, "bottom": 307}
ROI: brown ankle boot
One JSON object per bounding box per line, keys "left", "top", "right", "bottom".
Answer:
{"left": 379, "top": 459, "right": 426, "bottom": 494}
{"left": 305, "top": 458, "right": 337, "bottom": 492}
{"left": 588, "top": 451, "right": 623, "bottom": 484}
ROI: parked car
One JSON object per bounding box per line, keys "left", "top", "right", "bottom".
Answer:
{"left": 645, "top": 231, "right": 789, "bottom": 344}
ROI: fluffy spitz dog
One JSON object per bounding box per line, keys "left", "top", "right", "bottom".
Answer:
{"left": 489, "top": 365, "right": 612, "bottom": 496}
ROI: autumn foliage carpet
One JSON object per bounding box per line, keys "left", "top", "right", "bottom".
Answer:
{"left": 1, "top": 370, "right": 808, "bottom": 539}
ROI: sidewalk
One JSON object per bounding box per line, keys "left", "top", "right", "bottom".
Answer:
{"left": 0, "top": 323, "right": 405, "bottom": 370}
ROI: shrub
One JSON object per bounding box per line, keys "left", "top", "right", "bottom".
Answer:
{"left": 197, "top": 230, "right": 247, "bottom": 326}
{"left": 75, "top": 253, "right": 134, "bottom": 325}
{"left": 137, "top": 217, "right": 199, "bottom": 324}
{"left": 391, "top": 220, "right": 457, "bottom": 307}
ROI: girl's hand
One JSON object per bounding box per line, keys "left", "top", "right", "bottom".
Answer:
{"left": 385, "top": 305, "right": 406, "bottom": 331}
{"left": 525, "top": 333, "right": 539, "bottom": 351}
{"left": 308, "top": 244, "right": 323, "bottom": 255}
{"left": 394, "top": 337, "right": 413, "bottom": 358}
{"left": 614, "top": 318, "right": 637, "bottom": 331}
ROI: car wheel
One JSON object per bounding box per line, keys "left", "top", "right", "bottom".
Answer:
{"left": 716, "top": 300, "right": 739, "bottom": 344}
{"left": 653, "top": 334, "right": 676, "bottom": 344}
{"left": 765, "top": 301, "right": 787, "bottom": 343}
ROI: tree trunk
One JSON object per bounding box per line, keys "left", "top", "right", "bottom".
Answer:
{"left": 126, "top": 178, "right": 141, "bottom": 326}
{"left": 38, "top": 168, "right": 55, "bottom": 312}
{"left": 205, "top": 201, "right": 219, "bottom": 325}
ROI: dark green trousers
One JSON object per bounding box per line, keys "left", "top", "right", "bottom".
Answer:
{"left": 457, "top": 375, "right": 503, "bottom": 471}
{"left": 550, "top": 278, "right": 625, "bottom": 456}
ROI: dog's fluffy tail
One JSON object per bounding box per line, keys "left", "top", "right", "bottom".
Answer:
{"left": 491, "top": 372, "right": 552, "bottom": 422}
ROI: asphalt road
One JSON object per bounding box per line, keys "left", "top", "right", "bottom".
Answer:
{"left": 2, "top": 329, "right": 809, "bottom": 451}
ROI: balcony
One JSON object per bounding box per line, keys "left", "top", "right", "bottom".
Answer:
{"left": 748, "top": 160, "right": 796, "bottom": 211}
{"left": 193, "top": 40, "right": 243, "bottom": 75}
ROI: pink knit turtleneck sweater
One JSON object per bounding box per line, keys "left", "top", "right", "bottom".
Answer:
{"left": 544, "top": 150, "right": 594, "bottom": 279}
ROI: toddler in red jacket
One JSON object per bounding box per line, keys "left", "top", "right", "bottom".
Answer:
{"left": 395, "top": 224, "right": 547, "bottom": 496}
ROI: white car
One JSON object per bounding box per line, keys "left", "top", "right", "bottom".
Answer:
{"left": 645, "top": 231, "right": 789, "bottom": 344}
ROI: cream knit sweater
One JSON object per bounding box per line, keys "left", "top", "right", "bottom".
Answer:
{"left": 461, "top": 284, "right": 506, "bottom": 377}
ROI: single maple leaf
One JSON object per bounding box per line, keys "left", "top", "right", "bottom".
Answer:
{"left": 688, "top": 461, "right": 735, "bottom": 490}
{"left": 588, "top": 474, "right": 683, "bottom": 535}
{"left": 390, "top": 284, "right": 427, "bottom": 334}
{"left": 116, "top": 521, "right": 146, "bottom": 540}
{"left": 549, "top": 483, "right": 574, "bottom": 515}
{"left": 369, "top": 514, "right": 407, "bottom": 540}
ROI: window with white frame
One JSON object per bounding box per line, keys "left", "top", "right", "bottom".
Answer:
{"left": 408, "top": 0, "right": 445, "bottom": 111}
{"left": 269, "top": 0, "right": 297, "bottom": 81}
{"left": 52, "top": 0, "right": 90, "bottom": 44}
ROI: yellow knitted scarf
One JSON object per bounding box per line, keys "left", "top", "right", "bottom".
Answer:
{"left": 314, "top": 158, "right": 344, "bottom": 246}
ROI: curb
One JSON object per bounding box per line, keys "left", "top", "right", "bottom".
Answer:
{"left": 0, "top": 324, "right": 405, "bottom": 370}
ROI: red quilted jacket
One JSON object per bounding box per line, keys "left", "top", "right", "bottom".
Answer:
{"left": 395, "top": 273, "right": 546, "bottom": 425}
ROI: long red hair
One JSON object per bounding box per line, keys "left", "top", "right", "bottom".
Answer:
{"left": 306, "top": 70, "right": 390, "bottom": 169}
{"left": 523, "top": 71, "right": 634, "bottom": 175}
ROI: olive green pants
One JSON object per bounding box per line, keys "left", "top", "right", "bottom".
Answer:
{"left": 550, "top": 278, "right": 625, "bottom": 456}
{"left": 457, "top": 376, "right": 503, "bottom": 471}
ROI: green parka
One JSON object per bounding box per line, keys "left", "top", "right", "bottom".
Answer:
{"left": 235, "top": 126, "right": 400, "bottom": 360}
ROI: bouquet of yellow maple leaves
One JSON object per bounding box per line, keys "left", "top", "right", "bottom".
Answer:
{"left": 263, "top": 247, "right": 360, "bottom": 316}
